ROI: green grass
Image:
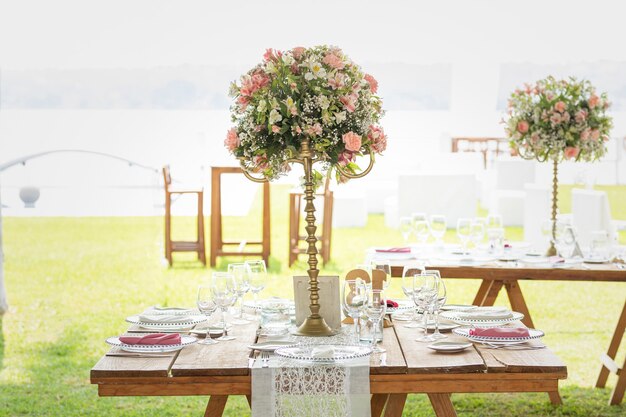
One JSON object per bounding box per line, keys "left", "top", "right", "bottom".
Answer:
{"left": 0, "top": 184, "right": 625, "bottom": 416}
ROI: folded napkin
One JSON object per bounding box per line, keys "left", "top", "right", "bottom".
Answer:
{"left": 150, "top": 306, "right": 195, "bottom": 314}
{"left": 384, "top": 300, "right": 399, "bottom": 308}
{"left": 138, "top": 314, "right": 192, "bottom": 324}
{"left": 119, "top": 333, "right": 182, "bottom": 345}
{"left": 458, "top": 307, "right": 513, "bottom": 320}
{"left": 375, "top": 247, "right": 411, "bottom": 253}
{"left": 311, "top": 345, "right": 336, "bottom": 358}
{"left": 469, "top": 327, "right": 530, "bottom": 338}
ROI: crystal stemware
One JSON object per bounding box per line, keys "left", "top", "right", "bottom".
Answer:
{"left": 413, "top": 272, "right": 438, "bottom": 342}
{"left": 212, "top": 272, "right": 238, "bottom": 341}
{"left": 364, "top": 288, "right": 387, "bottom": 353}
{"left": 245, "top": 260, "right": 267, "bottom": 308}
{"left": 428, "top": 270, "right": 447, "bottom": 340}
{"left": 228, "top": 263, "right": 250, "bottom": 324}
{"left": 401, "top": 263, "right": 424, "bottom": 328}
{"left": 342, "top": 279, "right": 367, "bottom": 343}
{"left": 399, "top": 216, "right": 413, "bottom": 244}
{"left": 197, "top": 285, "right": 219, "bottom": 345}
{"left": 430, "top": 214, "right": 447, "bottom": 248}
{"left": 456, "top": 218, "right": 472, "bottom": 255}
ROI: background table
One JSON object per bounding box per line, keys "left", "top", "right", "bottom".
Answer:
{"left": 91, "top": 319, "right": 566, "bottom": 417}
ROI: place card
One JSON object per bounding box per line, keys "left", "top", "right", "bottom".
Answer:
{"left": 293, "top": 275, "right": 341, "bottom": 330}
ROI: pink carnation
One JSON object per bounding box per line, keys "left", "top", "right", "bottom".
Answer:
{"left": 271, "top": 125, "right": 280, "bottom": 133}
{"left": 517, "top": 120, "right": 529, "bottom": 133}
{"left": 224, "top": 128, "right": 240, "bottom": 152}
{"left": 588, "top": 94, "right": 600, "bottom": 109}
{"left": 564, "top": 147, "right": 580, "bottom": 160}
{"left": 364, "top": 74, "right": 378, "bottom": 94}
{"left": 291, "top": 46, "right": 306, "bottom": 60}
{"left": 322, "top": 53, "right": 344, "bottom": 69}
{"left": 580, "top": 129, "right": 590, "bottom": 141}
{"left": 554, "top": 101, "right": 566, "bottom": 113}
{"left": 591, "top": 129, "right": 600, "bottom": 141}
{"left": 367, "top": 125, "right": 387, "bottom": 153}
{"left": 342, "top": 131, "right": 362, "bottom": 152}
{"left": 575, "top": 109, "right": 588, "bottom": 123}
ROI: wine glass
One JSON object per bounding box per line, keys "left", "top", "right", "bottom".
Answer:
{"left": 245, "top": 260, "right": 267, "bottom": 307}
{"left": 470, "top": 220, "right": 485, "bottom": 253}
{"left": 427, "top": 270, "right": 447, "bottom": 340}
{"left": 429, "top": 215, "right": 446, "bottom": 247}
{"left": 556, "top": 225, "right": 577, "bottom": 258}
{"left": 401, "top": 263, "right": 424, "bottom": 328}
{"left": 399, "top": 216, "right": 413, "bottom": 244}
{"left": 364, "top": 288, "right": 387, "bottom": 353}
{"left": 211, "top": 272, "right": 238, "bottom": 341}
{"left": 456, "top": 218, "right": 472, "bottom": 255}
{"left": 342, "top": 279, "right": 367, "bottom": 343}
{"left": 486, "top": 214, "right": 503, "bottom": 230}
{"left": 414, "top": 220, "right": 430, "bottom": 246}
{"left": 370, "top": 259, "right": 391, "bottom": 290}
{"left": 412, "top": 272, "right": 438, "bottom": 342}
{"left": 196, "top": 285, "right": 219, "bottom": 345}
{"left": 411, "top": 212, "right": 427, "bottom": 243}
{"left": 228, "top": 263, "right": 250, "bottom": 325}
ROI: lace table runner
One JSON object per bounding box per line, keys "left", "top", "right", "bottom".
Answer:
{"left": 251, "top": 327, "right": 371, "bottom": 417}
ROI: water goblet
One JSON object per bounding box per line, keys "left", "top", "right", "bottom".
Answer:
{"left": 470, "top": 220, "right": 485, "bottom": 252}
{"left": 401, "top": 263, "right": 424, "bottom": 328}
{"left": 429, "top": 215, "right": 447, "bottom": 247}
{"left": 228, "top": 263, "right": 250, "bottom": 324}
{"left": 414, "top": 220, "right": 430, "bottom": 246}
{"left": 364, "top": 288, "right": 387, "bottom": 353}
{"left": 426, "top": 270, "right": 447, "bottom": 340}
{"left": 413, "top": 272, "right": 438, "bottom": 342}
{"left": 212, "top": 272, "right": 238, "bottom": 341}
{"left": 342, "top": 279, "right": 367, "bottom": 343}
{"left": 197, "top": 285, "right": 219, "bottom": 345}
{"left": 245, "top": 260, "right": 267, "bottom": 308}
{"left": 399, "top": 216, "right": 413, "bottom": 244}
{"left": 456, "top": 218, "right": 472, "bottom": 255}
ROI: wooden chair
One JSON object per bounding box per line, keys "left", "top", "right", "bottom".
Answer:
{"left": 451, "top": 137, "right": 510, "bottom": 169}
{"left": 288, "top": 177, "right": 333, "bottom": 266}
{"left": 210, "top": 167, "right": 270, "bottom": 267}
{"left": 596, "top": 298, "right": 626, "bottom": 405}
{"left": 162, "top": 166, "right": 206, "bottom": 266}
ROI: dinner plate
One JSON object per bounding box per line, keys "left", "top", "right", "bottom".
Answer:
{"left": 583, "top": 257, "right": 611, "bottom": 264}
{"left": 274, "top": 344, "right": 372, "bottom": 363}
{"left": 417, "top": 320, "right": 460, "bottom": 331}
{"left": 440, "top": 304, "right": 477, "bottom": 312}
{"left": 247, "top": 341, "right": 297, "bottom": 352}
{"left": 126, "top": 314, "right": 207, "bottom": 330}
{"left": 453, "top": 327, "right": 545, "bottom": 344}
{"left": 427, "top": 341, "right": 472, "bottom": 353}
{"left": 106, "top": 335, "right": 198, "bottom": 353}
{"left": 440, "top": 310, "right": 524, "bottom": 326}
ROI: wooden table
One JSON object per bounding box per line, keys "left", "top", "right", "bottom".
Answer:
{"left": 91, "top": 320, "right": 566, "bottom": 417}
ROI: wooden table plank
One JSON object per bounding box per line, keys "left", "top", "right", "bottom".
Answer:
{"left": 393, "top": 320, "right": 486, "bottom": 374}
{"left": 171, "top": 321, "right": 259, "bottom": 376}
{"left": 91, "top": 346, "right": 179, "bottom": 379}
{"left": 372, "top": 325, "right": 407, "bottom": 374}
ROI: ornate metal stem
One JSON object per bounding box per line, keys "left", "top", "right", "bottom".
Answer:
{"left": 546, "top": 159, "right": 558, "bottom": 256}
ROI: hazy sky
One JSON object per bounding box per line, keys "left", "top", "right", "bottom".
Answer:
{"left": 2, "top": 0, "right": 626, "bottom": 70}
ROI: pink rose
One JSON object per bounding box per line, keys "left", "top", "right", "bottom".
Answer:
{"left": 517, "top": 120, "right": 529, "bottom": 133}
{"left": 292, "top": 46, "right": 306, "bottom": 60}
{"left": 342, "top": 131, "right": 362, "bottom": 152}
{"left": 364, "top": 74, "right": 378, "bottom": 94}
{"left": 554, "top": 101, "right": 566, "bottom": 113}
{"left": 589, "top": 94, "right": 600, "bottom": 109}
{"left": 322, "top": 53, "right": 344, "bottom": 69}
{"left": 367, "top": 125, "right": 387, "bottom": 153}
{"left": 580, "top": 128, "right": 590, "bottom": 141}
{"left": 224, "top": 128, "right": 240, "bottom": 152}
{"left": 591, "top": 129, "right": 600, "bottom": 141}
{"left": 271, "top": 125, "right": 280, "bottom": 133}
{"left": 575, "top": 109, "right": 588, "bottom": 123}
{"left": 564, "top": 147, "right": 580, "bottom": 160}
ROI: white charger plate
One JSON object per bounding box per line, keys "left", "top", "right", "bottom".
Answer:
{"left": 453, "top": 327, "right": 544, "bottom": 344}
{"left": 247, "top": 341, "right": 297, "bottom": 352}
{"left": 441, "top": 310, "right": 524, "bottom": 327}
{"left": 440, "top": 304, "right": 477, "bottom": 312}
{"left": 275, "top": 344, "right": 372, "bottom": 363}
{"left": 126, "top": 314, "right": 207, "bottom": 330}
{"left": 106, "top": 335, "right": 197, "bottom": 353}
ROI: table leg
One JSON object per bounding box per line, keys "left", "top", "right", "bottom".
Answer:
{"left": 474, "top": 280, "right": 503, "bottom": 306}
{"left": 597, "top": 299, "right": 626, "bottom": 388}
{"left": 246, "top": 395, "right": 252, "bottom": 408}
{"left": 548, "top": 391, "right": 563, "bottom": 405}
{"left": 428, "top": 393, "right": 457, "bottom": 417}
{"left": 204, "top": 395, "right": 228, "bottom": 417}
{"left": 383, "top": 393, "right": 407, "bottom": 417}
{"left": 472, "top": 279, "right": 492, "bottom": 305}
{"left": 371, "top": 394, "right": 389, "bottom": 417}
{"left": 504, "top": 280, "right": 535, "bottom": 328}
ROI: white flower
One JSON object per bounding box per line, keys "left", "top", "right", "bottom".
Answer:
{"left": 282, "top": 54, "right": 294, "bottom": 66}
{"left": 269, "top": 109, "right": 283, "bottom": 125}
{"left": 257, "top": 99, "right": 267, "bottom": 114}
{"left": 308, "top": 61, "right": 327, "bottom": 79}
{"left": 265, "top": 61, "right": 277, "bottom": 74}
{"left": 334, "top": 111, "right": 346, "bottom": 123}
{"left": 304, "top": 72, "right": 314, "bottom": 81}
{"left": 318, "top": 95, "right": 330, "bottom": 110}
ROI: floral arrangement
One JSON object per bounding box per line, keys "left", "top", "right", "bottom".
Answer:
{"left": 224, "top": 45, "right": 386, "bottom": 183}
{"left": 504, "top": 76, "right": 612, "bottom": 162}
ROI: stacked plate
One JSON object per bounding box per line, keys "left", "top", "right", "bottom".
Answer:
{"left": 106, "top": 335, "right": 198, "bottom": 353}
{"left": 126, "top": 314, "right": 207, "bottom": 330}
{"left": 440, "top": 307, "right": 523, "bottom": 327}
{"left": 453, "top": 327, "right": 544, "bottom": 345}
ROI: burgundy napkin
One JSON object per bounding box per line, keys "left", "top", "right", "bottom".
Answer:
{"left": 375, "top": 247, "right": 411, "bottom": 253}
{"left": 384, "top": 300, "right": 399, "bottom": 308}
{"left": 469, "top": 328, "right": 530, "bottom": 338}
{"left": 119, "top": 333, "right": 182, "bottom": 345}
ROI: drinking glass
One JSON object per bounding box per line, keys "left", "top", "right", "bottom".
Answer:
{"left": 399, "top": 216, "right": 413, "bottom": 244}
{"left": 342, "top": 279, "right": 367, "bottom": 343}
{"left": 411, "top": 212, "right": 428, "bottom": 243}
{"left": 412, "top": 272, "right": 438, "bottom": 342}
{"left": 456, "top": 218, "right": 472, "bottom": 255}
{"left": 228, "top": 263, "right": 250, "bottom": 324}
{"left": 212, "top": 272, "right": 238, "bottom": 341}
{"left": 197, "top": 285, "right": 219, "bottom": 345}
{"left": 486, "top": 227, "right": 505, "bottom": 255}
{"left": 486, "top": 214, "right": 503, "bottom": 230}
{"left": 414, "top": 220, "right": 430, "bottom": 246}
{"left": 370, "top": 259, "right": 391, "bottom": 290}
{"left": 245, "top": 260, "right": 267, "bottom": 307}
{"left": 427, "top": 271, "right": 447, "bottom": 340}
{"left": 589, "top": 230, "right": 609, "bottom": 259}
{"left": 401, "top": 263, "right": 423, "bottom": 328}
{"left": 470, "top": 220, "right": 485, "bottom": 252}
{"left": 364, "top": 288, "right": 387, "bottom": 353}
{"left": 556, "top": 225, "right": 577, "bottom": 258}
{"left": 429, "top": 215, "right": 446, "bottom": 246}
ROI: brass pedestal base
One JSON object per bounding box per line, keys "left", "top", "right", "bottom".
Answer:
{"left": 293, "top": 316, "right": 337, "bottom": 337}
{"left": 545, "top": 245, "right": 557, "bottom": 257}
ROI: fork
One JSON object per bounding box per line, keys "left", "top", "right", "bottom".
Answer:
{"left": 483, "top": 343, "right": 546, "bottom": 350}
{"left": 261, "top": 351, "right": 270, "bottom": 367}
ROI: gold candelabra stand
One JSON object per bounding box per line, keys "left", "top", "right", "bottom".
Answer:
{"left": 239, "top": 138, "right": 375, "bottom": 336}
{"left": 546, "top": 158, "right": 559, "bottom": 257}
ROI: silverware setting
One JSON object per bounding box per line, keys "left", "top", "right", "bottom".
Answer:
{"left": 260, "top": 351, "right": 270, "bottom": 368}
{"left": 482, "top": 343, "right": 546, "bottom": 350}
{"left": 106, "top": 353, "right": 173, "bottom": 358}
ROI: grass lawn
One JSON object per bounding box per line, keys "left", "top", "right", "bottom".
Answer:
{"left": 0, "top": 184, "right": 625, "bottom": 416}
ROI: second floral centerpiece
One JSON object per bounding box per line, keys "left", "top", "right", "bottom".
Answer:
{"left": 224, "top": 45, "right": 387, "bottom": 336}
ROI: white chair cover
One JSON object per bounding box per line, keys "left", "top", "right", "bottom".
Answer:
{"left": 571, "top": 188, "right": 615, "bottom": 247}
